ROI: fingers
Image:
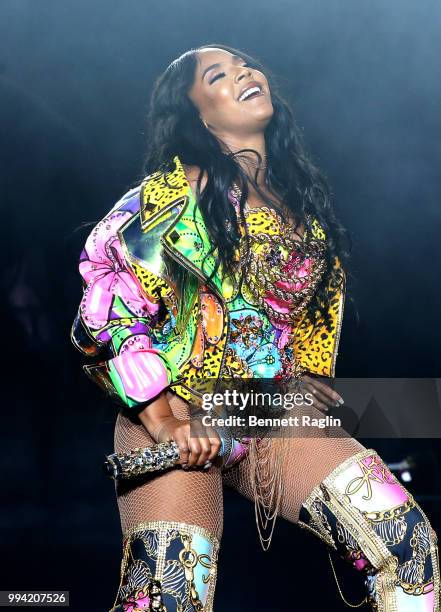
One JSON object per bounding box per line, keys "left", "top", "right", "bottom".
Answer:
{"left": 174, "top": 432, "right": 191, "bottom": 467}
{"left": 207, "top": 433, "right": 222, "bottom": 462}
{"left": 304, "top": 383, "right": 332, "bottom": 408}
{"left": 311, "top": 377, "right": 343, "bottom": 405}
{"left": 301, "top": 375, "right": 344, "bottom": 411}
{"left": 202, "top": 423, "right": 222, "bottom": 462}
{"left": 187, "top": 437, "right": 210, "bottom": 467}
{"left": 176, "top": 420, "right": 221, "bottom": 469}
{"left": 155, "top": 417, "right": 219, "bottom": 469}
{"left": 301, "top": 380, "right": 329, "bottom": 413}
{"left": 308, "top": 391, "right": 329, "bottom": 414}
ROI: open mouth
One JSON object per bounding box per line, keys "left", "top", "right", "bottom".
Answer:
{"left": 238, "top": 86, "right": 264, "bottom": 102}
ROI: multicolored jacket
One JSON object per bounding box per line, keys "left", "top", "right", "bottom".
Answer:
{"left": 71, "top": 155, "right": 345, "bottom": 411}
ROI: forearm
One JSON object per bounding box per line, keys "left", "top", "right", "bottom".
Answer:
{"left": 138, "top": 390, "right": 175, "bottom": 438}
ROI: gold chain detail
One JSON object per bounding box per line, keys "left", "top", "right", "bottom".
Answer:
{"left": 110, "top": 536, "right": 132, "bottom": 611}
{"left": 230, "top": 182, "right": 326, "bottom": 381}
{"left": 179, "top": 533, "right": 205, "bottom": 610}
{"left": 231, "top": 182, "right": 328, "bottom": 324}
{"left": 248, "top": 437, "right": 289, "bottom": 551}
{"left": 327, "top": 550, "right": 368, "bottom": 608}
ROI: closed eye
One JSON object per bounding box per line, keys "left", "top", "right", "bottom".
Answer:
{"left": 209, "top": 72, "right": 225, "bottom": 85}
{"left": 209, "top": 63, "right": 251, "bottom": 85}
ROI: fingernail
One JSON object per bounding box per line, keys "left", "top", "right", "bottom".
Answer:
{"left": 338, "top": 398, "right": 344, "bottom": 405}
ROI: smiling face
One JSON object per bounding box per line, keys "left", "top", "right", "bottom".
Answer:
{"left": 187, "top": 47, "right": 274, "bottom": 139}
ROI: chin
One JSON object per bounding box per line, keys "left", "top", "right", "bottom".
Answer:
{"left": 255, "top": 107, "right": 274, "bottom": 125}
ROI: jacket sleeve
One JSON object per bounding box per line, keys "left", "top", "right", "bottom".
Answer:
{"left": 71, "top": 192, "right": 181, "bottom": 410}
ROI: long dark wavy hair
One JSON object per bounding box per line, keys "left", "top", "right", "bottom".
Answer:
{"left": 138, "top": 43, "right": 354, "bottom": 331}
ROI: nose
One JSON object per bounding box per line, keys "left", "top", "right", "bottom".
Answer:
{"left": 235, "top": 65, "right": 252, "bottom": 83}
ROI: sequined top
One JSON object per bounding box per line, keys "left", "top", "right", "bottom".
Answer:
{"left": 220, "top": 190, "right": 327, "bottom": 380}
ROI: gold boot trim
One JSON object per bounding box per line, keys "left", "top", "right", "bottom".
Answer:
{"left": 124, "top": 519, "right": 221, "bottom": 547}
{"left": 375, "top": 557, "right": 400, "bottom": 612}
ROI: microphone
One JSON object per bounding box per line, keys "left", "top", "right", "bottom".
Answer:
{"left": 104, "top": 426, "right": 240, "bottom": 480}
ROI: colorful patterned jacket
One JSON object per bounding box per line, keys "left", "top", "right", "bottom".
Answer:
{"left": 71, "top": 155, "right": 345, "bottom": 410}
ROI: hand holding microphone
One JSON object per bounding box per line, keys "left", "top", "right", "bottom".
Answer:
{"left": 150, "top": 415, "right": 222, "bottom": 470}
{"left": 104, "top": 391, "right": 254, "bottom": 481}
{"left": 104, "top": 419, "right": 239, "bottom": 481}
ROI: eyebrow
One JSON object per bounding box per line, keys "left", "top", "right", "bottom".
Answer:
{"left": 201, "top": 55, "right": 244, "bottom": 81}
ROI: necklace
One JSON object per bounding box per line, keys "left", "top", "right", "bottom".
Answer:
{"left": 230, "top": 182, "right": 328, "bottom": 325}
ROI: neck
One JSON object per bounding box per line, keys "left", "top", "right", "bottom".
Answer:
{"left": 219, "top": 133, "right": 267, "bottom": 188}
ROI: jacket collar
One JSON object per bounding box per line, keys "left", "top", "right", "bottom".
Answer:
{"left": 140, "top": 155, "right": 224, "bottom": 295}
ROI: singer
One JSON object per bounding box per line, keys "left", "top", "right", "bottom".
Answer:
{"left": 71, "top": 44, "right": 439, "bottom": 611}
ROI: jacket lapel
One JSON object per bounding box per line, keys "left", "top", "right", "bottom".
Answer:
{"left": 140, "top": 155, "right": 224, "bottom": 296}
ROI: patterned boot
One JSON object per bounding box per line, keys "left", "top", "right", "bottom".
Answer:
{"left": 109, "top": 521, "right": 220, "bottom": 611}
{"left": 298, "top": 449, "right": 440, "bottom": 610}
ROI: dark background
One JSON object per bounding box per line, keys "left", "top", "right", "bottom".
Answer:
{"left": 1, "top": 0, "right": 440, "bottom": 610}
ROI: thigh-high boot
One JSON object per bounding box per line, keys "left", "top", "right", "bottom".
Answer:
{"left": 298, "top": 448, "right": 440, "bottom": 610}
{"left": 109, "top": 520, "right": 220, "bottom": 611}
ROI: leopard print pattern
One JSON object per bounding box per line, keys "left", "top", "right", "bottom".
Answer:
{"left": 172, "top": 321, "right": 209, "bottom": 404}
{"left": 293, "top": 259, "right": 345, "bottom": 377}
{"left": 221, "top": 346, "right": 254, "bottom": 378}
{"left": 130, "top": 260, "right": 169, "bottom": 304}
{"left": 169, "top": 295, "right": 230, "bottom": 406}
{"left": 140, "top": 158, "right": 190, "bottom": 230}
{"left": 242, "top": 208, "right": 278, "bottom": 236}
{"left": 243, "top": 206, "right": 341, "bottom": 377}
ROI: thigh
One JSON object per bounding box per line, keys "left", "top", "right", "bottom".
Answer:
{"left": 114, "top": 391, "right": 224, "bottom": 541}
{"left": 222, "top": 408, "right": 365, "bottom": 524}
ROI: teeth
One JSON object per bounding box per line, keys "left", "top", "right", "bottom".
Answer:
{"left": 239, "top": 86, "right": 261, "bottom": 101}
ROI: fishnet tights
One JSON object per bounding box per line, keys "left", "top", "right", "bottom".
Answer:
{"left": 114, "top": 391, "right": 224, "bottom": 540}
{"left": 114, "top": 391, "right": 365, "bottom": 542}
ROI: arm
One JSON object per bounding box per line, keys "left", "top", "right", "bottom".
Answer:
{"left": 71, "top": 195, "right": 180, "bottom": 410}
{"left": 72, "top": 190, "right": 220, "bottom": 466}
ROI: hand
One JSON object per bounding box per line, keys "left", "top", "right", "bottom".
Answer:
{"left": 151, "top": 416, "right": 222, "bottom": 469}
{"left": 299, "top": 374, "right": 344, "bottom": 414}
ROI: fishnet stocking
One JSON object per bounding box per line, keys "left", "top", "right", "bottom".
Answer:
{"left": 114, "top": 394, "right": 365, "bottom": 543}
{"left": 114, "top": 391, "right": 224, "bottom": 540}
{"left": 222, "top": 404, "right": 365, "bottom": 524}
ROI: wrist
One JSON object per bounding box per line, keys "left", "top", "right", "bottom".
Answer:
{"left": 137, "top": 390, "right": 173, "bottom": 433}
{"left": 140, "top": 411, "right": 175, "bottom": 442}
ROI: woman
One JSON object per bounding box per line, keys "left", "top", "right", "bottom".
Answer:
{"left": 72, "top": 44, "right": 439, "bottom": 611}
